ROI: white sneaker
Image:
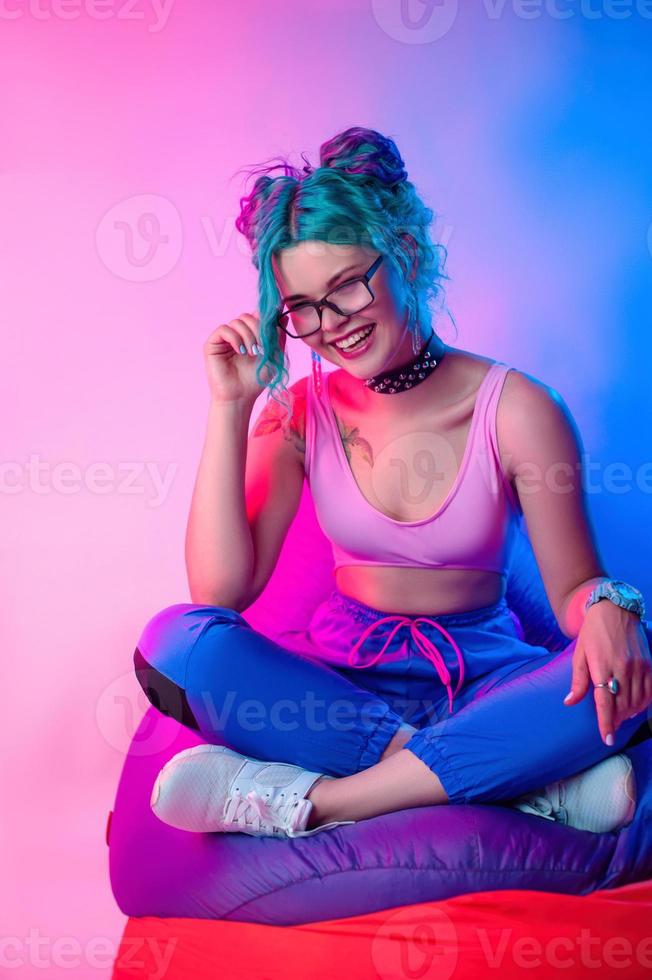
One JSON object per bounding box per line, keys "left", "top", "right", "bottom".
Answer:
{"left": 150, "top": 744, "right": 356, "bottom": 838}
{"left": 510, "top": 753, "right": 636, "bottom": 834}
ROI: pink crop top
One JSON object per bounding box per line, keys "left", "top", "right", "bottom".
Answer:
{"left": 304, "top": 361, "right": 523, "bottom": 576}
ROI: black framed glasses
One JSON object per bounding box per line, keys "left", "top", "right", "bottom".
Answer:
{"left": 276, "top": 254, "right": 384, "bottom": 338}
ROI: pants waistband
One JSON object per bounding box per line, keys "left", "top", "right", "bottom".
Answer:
{"left": 328, "top": 588, "right": 510, "bottom": 629}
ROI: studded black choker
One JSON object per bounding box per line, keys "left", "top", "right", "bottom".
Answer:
{"left": 363, "top": 328, "right": 446, "bottom": 394}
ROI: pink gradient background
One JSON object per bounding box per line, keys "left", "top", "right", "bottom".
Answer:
{"left": 2, "top": 2, "right": 651, "bottom": 975}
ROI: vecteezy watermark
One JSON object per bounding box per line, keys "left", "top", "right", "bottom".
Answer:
{"left": 96, "top": 196, "right": 454, "bottom": 283}
{"left": 491, "top": 454, "right": 652, "bottom": 497}
{"left": 96, "top": 194, "right": 184, "bottom": 282}
{"left": 96, "top": 668, "right": 181, "bottom": 756}
{"left": 370, "top": 907, "right": 652, "bottom": 979}
{"left": 371, "top": 905, "right": 459, "bottom": 980}
{"left": 0, "top": 928, "right": 177, "bottom": 977}
{"left": 476, "top": 926, "right": 652, "bottom": 971}
{"left": 359, "top": 431, "right": 652, "bottom": 521}
{"left": 100, "top": 666, "right": 447, "bottom": 758}
{"left": 483, "top": 0, "right": 652, "bottom": 20}
{"left": 371, "top": 0, "right": 461, "bottom": 44}
{"left": 191, "top": 689, "right": 444, "bottom": 734}
{"left": 0, "top": 0, "right": 176, "bottom": 33}
{"left": 0, "top": 454, "right": 178, "bottom": 508}
{"left": 100, "top": 644, "right": 452, "bottom": 757}
{"left": 371, "top": 0, "right": 652, "bottom": 44}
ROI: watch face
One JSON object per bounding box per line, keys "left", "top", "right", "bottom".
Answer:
{"left": 587, "top": 581, "right": 645, "bottom": 618}
{"left": 609, "top": 581, "right": 640, "bottom": 601}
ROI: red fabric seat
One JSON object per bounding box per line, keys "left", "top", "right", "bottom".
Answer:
{"left": 112, "top": 878, "right": 652, "bottom": 979}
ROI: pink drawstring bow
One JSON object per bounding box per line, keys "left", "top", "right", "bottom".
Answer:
{"left": 347, "top": 615, "right": 466, "bottom": 714}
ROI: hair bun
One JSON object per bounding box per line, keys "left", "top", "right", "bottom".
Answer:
{"left": 319, "top": 127, "right": 408, "bottom": 188}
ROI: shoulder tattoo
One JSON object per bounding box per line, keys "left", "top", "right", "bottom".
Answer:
{"left": 251, "top": 395, "right": 306, "bottom": 454}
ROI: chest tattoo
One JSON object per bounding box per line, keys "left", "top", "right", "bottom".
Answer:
{"left": 335, "top": 416, "right": 374, "bottom": 468}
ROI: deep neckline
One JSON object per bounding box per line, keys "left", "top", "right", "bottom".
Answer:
{"left": 322, "top": 363, "right": 501, "bottom": 527}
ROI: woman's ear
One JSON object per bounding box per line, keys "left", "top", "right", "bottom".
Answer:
{"left": 399, "top": 231, "right": 419, "bottom": 283}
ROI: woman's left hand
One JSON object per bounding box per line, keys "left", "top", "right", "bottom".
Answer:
{"left": 563, "top": 600, "right": 652, "bottom": 745}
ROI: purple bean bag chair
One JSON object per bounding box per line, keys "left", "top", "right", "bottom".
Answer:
{"left": 108, "top": 484, "right": 652, "bottom": 925}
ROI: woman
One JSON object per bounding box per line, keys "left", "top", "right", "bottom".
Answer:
{"left": 142, "top": 127, "right": 652, "bottom": 839}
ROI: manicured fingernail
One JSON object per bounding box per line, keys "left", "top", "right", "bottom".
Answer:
{"left": 563, "top": 692, "right": 572, "bottom": 703}
{"left": 605, "top": 733, "right": 614, "bottom": 746}
{"left": 239, "top": 344, "right": 246, "bottom": 354}
{"left": 253, "top": 344, "right": 261, "bottom": 355}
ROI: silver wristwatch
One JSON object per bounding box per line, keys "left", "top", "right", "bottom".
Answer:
{"left": 584, "top": 579, "right": 646, "bottom": 619}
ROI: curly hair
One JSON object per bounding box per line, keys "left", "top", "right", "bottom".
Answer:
{"left": 233, "top": 126, "right": 454, "bottom": 424}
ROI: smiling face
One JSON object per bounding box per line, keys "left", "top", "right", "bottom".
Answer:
{"left": 272, "top": 240, "right": 424, "bottom": 381}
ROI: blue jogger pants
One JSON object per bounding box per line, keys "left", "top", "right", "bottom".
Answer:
{"left": 133, "top": 589, "right": 651, "bottom": 805}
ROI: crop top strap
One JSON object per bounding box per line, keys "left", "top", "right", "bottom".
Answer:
{"left": 482, "top": 362, "right": 522, "bottom": 515}
{"left": 304, "top": 369, "right": 318, "bottom": 480}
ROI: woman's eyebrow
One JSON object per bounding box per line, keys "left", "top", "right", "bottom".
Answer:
{"left": 281, "top": 264, "right": 361, "bottom": 304}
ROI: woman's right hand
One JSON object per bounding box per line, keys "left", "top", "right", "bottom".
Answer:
{"left": 203, "top": 312, "right": 287, "bottom": 404}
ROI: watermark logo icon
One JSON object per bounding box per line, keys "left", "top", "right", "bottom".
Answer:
{"left": 371, "top": 905, "right": 458, "bottom": 979}
{"left": 96, "top": 668, "right": 179, "bottom": 757}
{"left": 371, "top": 0, "right": 459, "bottom": 43}
{"left": 96, "top": 193, "right": 183, "bottom": 282}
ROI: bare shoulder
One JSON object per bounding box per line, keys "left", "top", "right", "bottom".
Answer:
{"left": 249, "top": 375, "right": 309, "bottom": 457}
{"left": 500, "top": 366, "right": 572, "bottom": 417}
{"left": 498, "top": 366, "right": 582, "bottom": 479}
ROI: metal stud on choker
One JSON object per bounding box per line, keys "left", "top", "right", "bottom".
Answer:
{"left": 363, "top": 328, "right": 445, "bottom": 394}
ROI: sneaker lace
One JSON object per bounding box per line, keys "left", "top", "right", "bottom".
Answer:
{"left": 223, "top": 788, "right": 299, "bottom": 833}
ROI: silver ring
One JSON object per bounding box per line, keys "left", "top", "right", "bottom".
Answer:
{"left": 593, "top": 677, "right": 620, "bottom": 695}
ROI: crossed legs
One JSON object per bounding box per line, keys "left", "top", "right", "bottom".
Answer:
{"left": 305, "top": 725, "right": 451, "bottom": 828}
{"left": 136, "top": 604, "right": 649, "bottom": 832}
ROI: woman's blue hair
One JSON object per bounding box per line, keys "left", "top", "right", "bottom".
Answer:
{"left": 233, "top": 126, "right": 455, "bottom": 424}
